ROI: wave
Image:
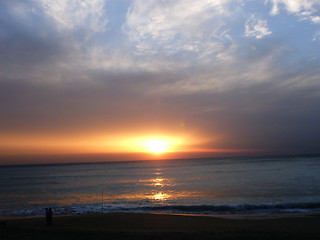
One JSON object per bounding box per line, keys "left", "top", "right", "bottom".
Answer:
{"left": 139, "top": 202, "right": 320, "bottom": 214}
{"left": 2, "top": 202, "right": 320, "bottom": 216}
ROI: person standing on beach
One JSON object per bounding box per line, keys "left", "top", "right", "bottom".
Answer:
{"left": 45, "top": 208, "right": 53, "bottom": 226}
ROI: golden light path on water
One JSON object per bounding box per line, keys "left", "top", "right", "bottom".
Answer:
{"left": 19, "top": 168, "right": 221, "bottom": 207}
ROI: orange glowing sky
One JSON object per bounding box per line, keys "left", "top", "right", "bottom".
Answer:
{"left": 0, "top": 130, "right": 228, "bottom": 155}
{"left": 0, "top": 129, "right": 261, "bottom": 165}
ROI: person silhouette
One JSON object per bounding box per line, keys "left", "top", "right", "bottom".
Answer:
{"left": 45, "top": 208, "right": 53, "bottom": 226}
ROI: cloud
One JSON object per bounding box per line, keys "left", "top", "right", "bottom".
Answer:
{"left": 313, "top": 30, "right": 320, "bottom": 41}
{"left": 267, "top": 0, "right": 320, "bottom": 23}
{"left": 311, "top": 15, "right": 320, "bottom": 23}
{"left": 33, "top": 0, "right": 108, "bottom": 32}
{"left": 245, "top": 14, "right": 272, "bottom": 39}
{"left": 123, "top": 0, "right": 239, "bottom": 57}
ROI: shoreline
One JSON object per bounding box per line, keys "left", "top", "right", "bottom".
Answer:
{"left": 1, "top": 212, "right": 320, "bottom": 239}
{"left": 152, "top": 211, "right": 320, "bottom": 219}
{"left": 1, "top": 210, "right": 320, "bottom": 221}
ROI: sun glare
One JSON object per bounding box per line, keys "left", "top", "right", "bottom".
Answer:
{"left": 144, "top": 139, "right": 168, "bottom": 154}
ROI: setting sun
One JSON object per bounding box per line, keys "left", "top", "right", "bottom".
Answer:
{"left": 144, "top": 140, "right": 168, "bottom": 154}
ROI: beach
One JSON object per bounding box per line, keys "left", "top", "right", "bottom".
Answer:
{"left": 1, "top": 213, "right": 320, "bottom": 240}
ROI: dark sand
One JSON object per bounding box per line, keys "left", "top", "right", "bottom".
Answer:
{"left": 1, "top": 213, "right": 320, "bottom": 239}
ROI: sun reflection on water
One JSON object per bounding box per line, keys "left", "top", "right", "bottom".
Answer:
{"left": 153, "top": 177, "right": 164, "bottom": 187}
{"left": 152, "top": 192, "right": 170, "bottom": 201}
{"left": 13, "top": 167, "right": 225, "bottom": 208}
{"left": 149, "top": 169, "right": 173, "bottom": 202}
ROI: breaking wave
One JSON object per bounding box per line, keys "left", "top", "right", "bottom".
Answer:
{"left": 2, "top": 202, "right": 320, "bottom": 216}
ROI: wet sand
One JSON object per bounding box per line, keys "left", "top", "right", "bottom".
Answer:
{"left": 1, "top": 213, "right": 320, "bottom": 239}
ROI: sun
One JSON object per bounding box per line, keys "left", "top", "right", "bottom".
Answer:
{"left": 144, "top": 139, "right": 168, "bottom": 154}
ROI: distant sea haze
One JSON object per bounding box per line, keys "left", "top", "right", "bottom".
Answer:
{"left": 1, "top": 154, "right": 320, "bottom": 216}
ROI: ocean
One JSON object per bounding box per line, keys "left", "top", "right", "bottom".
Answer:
{"left": 1, "top": 154, "right": 320, "bottom": 217}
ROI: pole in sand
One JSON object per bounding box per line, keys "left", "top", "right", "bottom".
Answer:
{"left": 101, "top": 184, "right": 104, "bottom": 213}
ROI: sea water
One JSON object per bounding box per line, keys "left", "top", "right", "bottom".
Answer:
{"left": 1, "top": 154, "right": 320, "bottom": 216}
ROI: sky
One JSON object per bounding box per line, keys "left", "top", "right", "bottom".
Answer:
{"left": 0, "top": 0, "right": 320, "bottom": 164}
